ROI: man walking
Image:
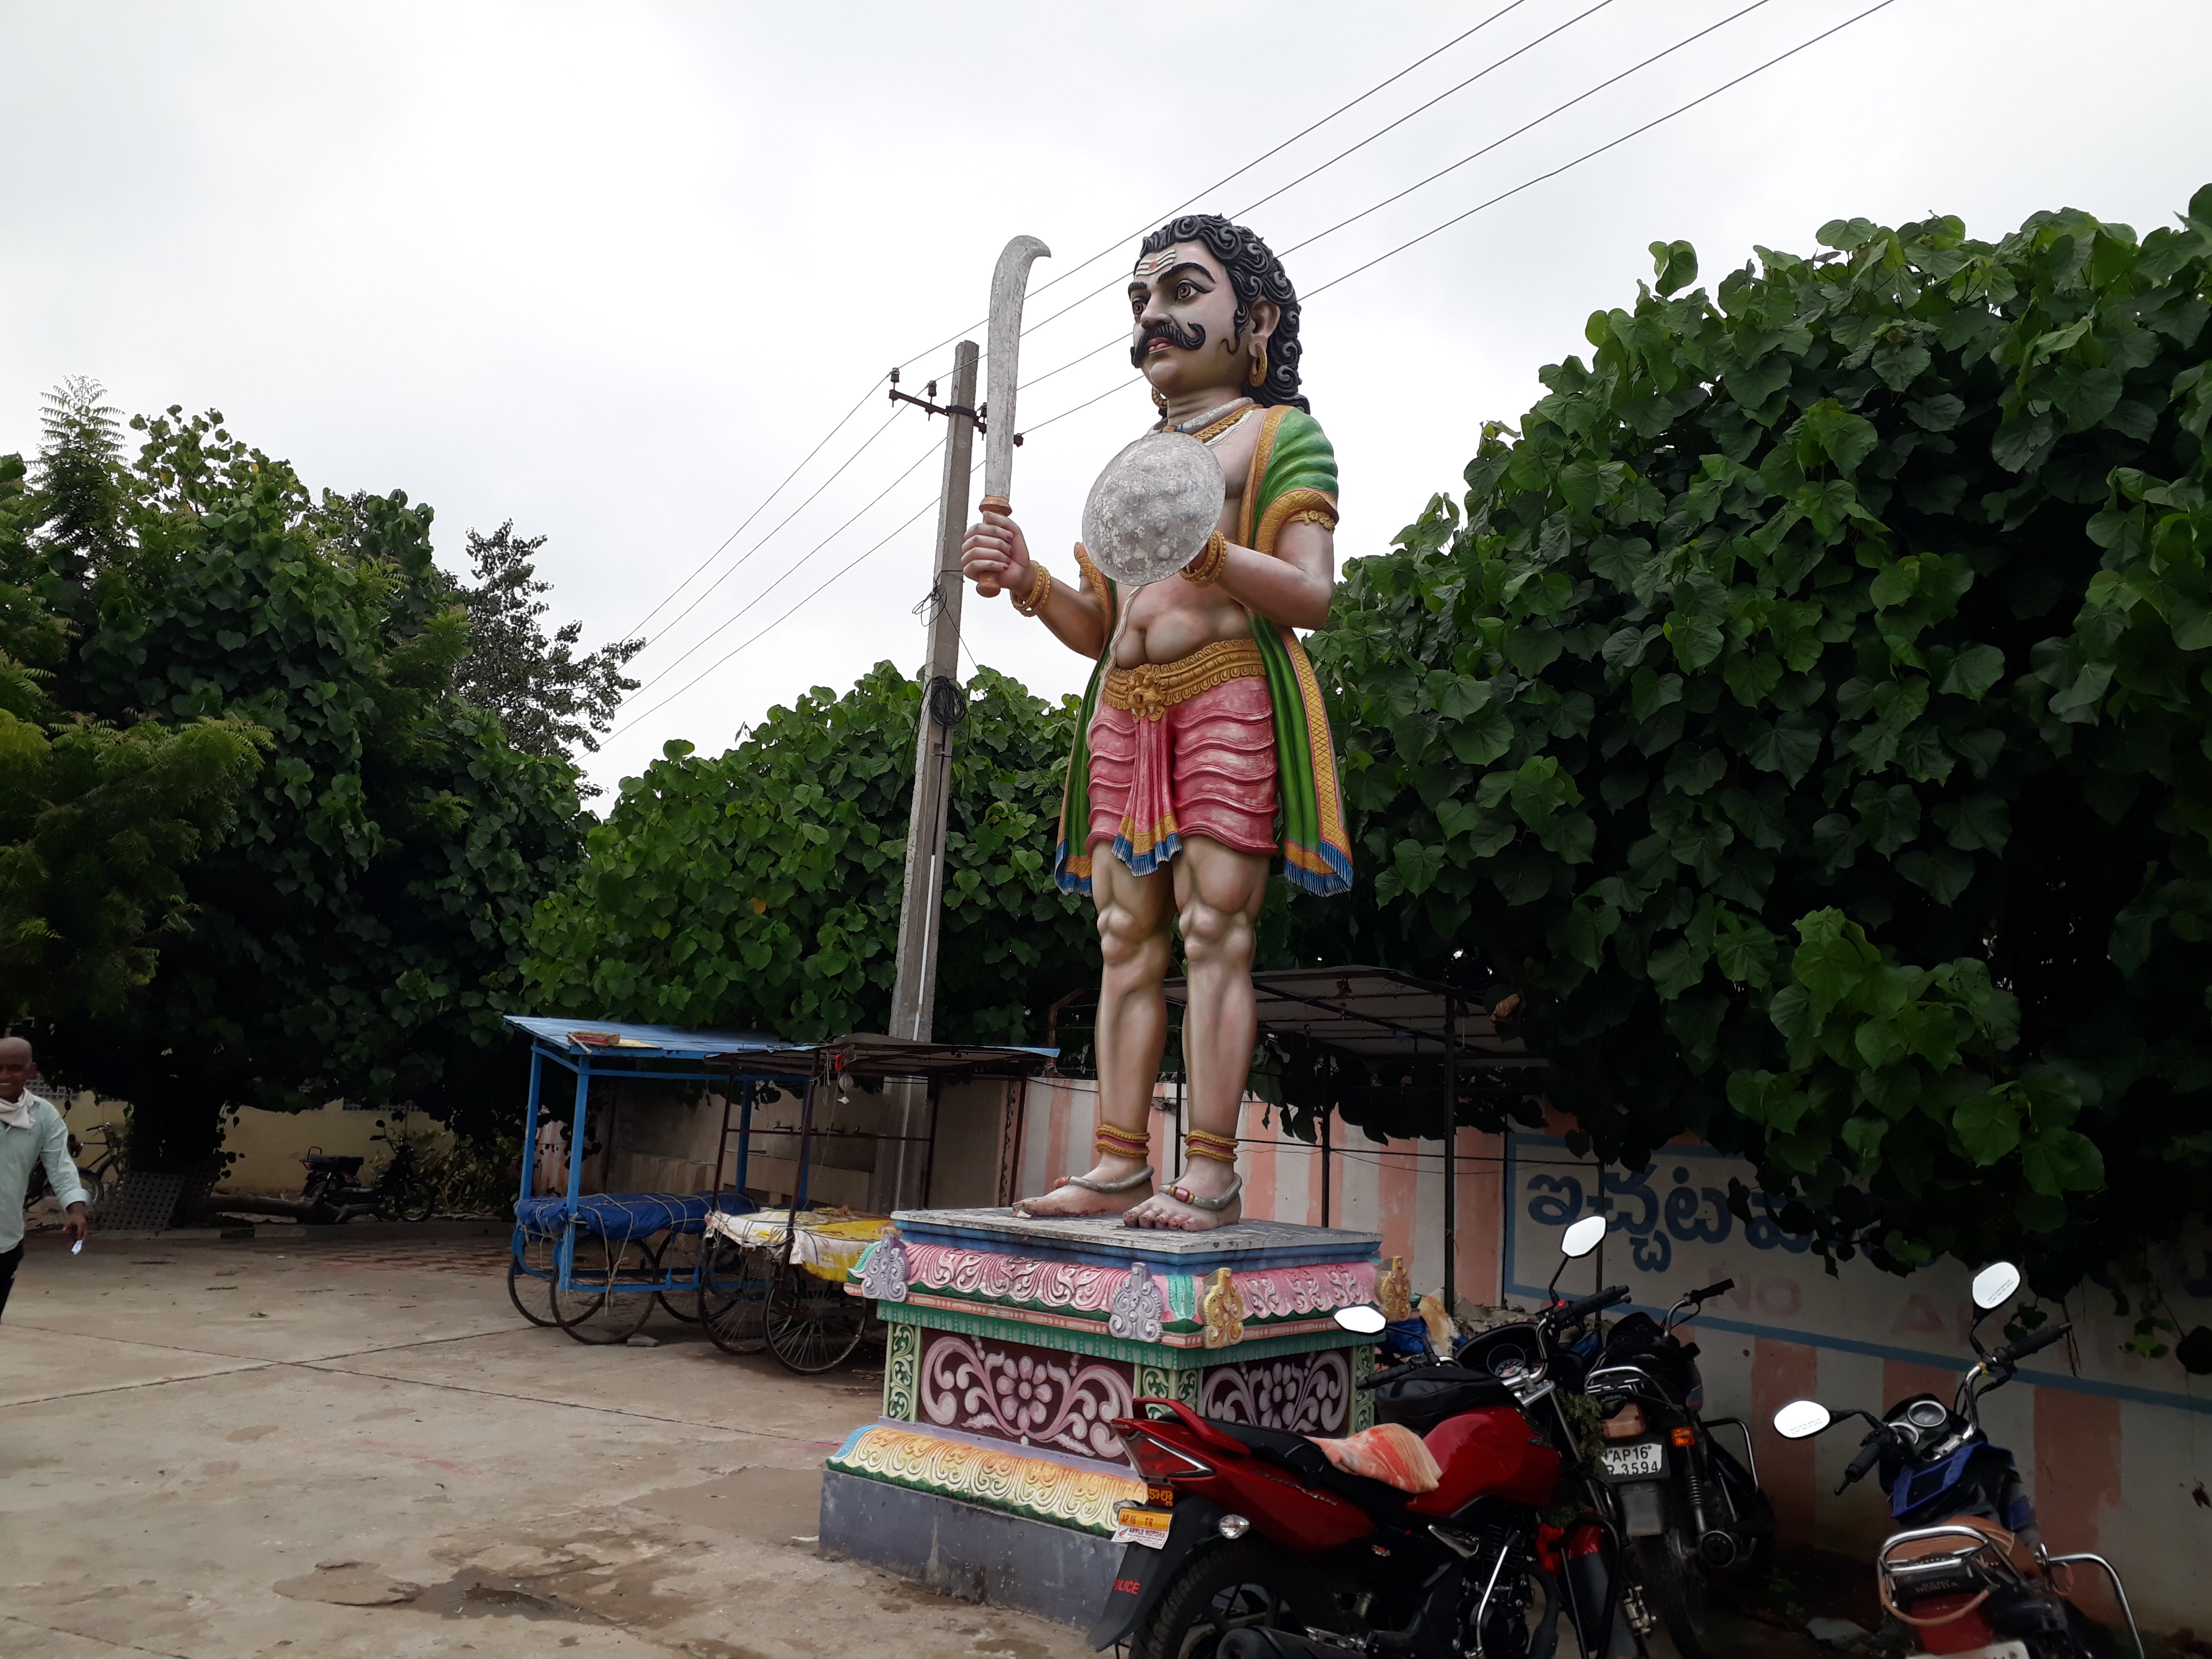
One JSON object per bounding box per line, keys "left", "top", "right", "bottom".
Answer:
{"left": 1, "top": 1036, "right": 88, "bottom": 1318}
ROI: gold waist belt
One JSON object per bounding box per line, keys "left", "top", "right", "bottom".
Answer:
{"left": 1101, "top": 637, "right": 1266, "bottom": 722}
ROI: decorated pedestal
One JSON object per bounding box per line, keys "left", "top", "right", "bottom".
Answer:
{"left": 820, "top": 1207, "right": 1386, "bottom": 1626}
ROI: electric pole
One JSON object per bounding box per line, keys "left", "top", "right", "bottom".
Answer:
{"left": 874, "top": 339, "right": 978, "bottom": 1210}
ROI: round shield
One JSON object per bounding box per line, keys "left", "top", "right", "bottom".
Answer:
{"left": 1080, "top": 432, "right": 1225, "bottom": 587}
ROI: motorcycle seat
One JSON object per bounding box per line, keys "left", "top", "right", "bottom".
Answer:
{"left": 304, "top": 1155, "right": 365, "bottom": 1174}
{"left": 1208, "top": 1419, "right": 1410, "bottom": 1519}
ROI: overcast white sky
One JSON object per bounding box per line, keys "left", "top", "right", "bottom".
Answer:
{"left": 3, "top": 1, "right": 2207, "bottom": 801}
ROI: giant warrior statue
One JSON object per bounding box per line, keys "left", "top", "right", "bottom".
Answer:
{"left": 960, "top": 214, "right": 1351, "bottom": 1233}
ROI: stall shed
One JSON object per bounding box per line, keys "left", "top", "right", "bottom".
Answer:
{"left": 1008, "top": 968, "right": 2212, "bottom": 1631}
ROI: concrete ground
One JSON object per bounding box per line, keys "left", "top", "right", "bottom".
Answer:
{"left": 1, "top": 1226, "right": 1832, "bottom": 1659}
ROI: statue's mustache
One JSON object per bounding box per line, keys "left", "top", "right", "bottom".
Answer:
{"left": 1130, "top": 317, "right": 1206, "bottom": 368}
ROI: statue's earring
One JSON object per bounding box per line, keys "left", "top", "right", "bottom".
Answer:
{"left": 1248, "top": 345, "right": 1268, "bottom": 388}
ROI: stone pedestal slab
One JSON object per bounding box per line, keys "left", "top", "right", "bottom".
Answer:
{"left": 821, "top": 1207, "right": 1384, "bottom": 1626}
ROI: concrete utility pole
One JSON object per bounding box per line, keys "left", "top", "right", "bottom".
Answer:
{"left": 873, "top": 340, "right": 978, "bottom": 1210}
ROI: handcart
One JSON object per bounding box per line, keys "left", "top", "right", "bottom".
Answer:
{"left": 503, "top": 1018, "right": 791, "bottom": 1345}
{"left": 501, "top": 1017, "right": 1055, "bottom": 1367}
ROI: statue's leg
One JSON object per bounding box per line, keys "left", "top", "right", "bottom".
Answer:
{"left": 1122, "top": 834, "right": 1268, "bottom": 1232}
{"left": 1012, "top": 851, "right": 1171, "bottom": 1218}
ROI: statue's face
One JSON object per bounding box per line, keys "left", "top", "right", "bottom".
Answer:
{"left": 1129, "top": 241, "right": 1274, "bottom": 404}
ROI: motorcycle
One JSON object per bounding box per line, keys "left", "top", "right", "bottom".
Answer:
{"left": 302, "top": 1130, "right": 433, "bottom": 1224}
{"left": 1583, "top": 1274, "right": 1774, "bottom": 1657}
{"left": 1090, "top": 1215, "right": 1645, "bottom": 1659}
{"left": 1770, "top": 1260, "right": 2143, "bottom": 1659}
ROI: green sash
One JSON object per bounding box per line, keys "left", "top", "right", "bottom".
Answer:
{"left": 1054, "top": 406, "right": 1354, "bottom": 898}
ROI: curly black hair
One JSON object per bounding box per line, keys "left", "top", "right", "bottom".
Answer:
{"left": 1136, "top": 214, "right": 1307, "bottom": 414}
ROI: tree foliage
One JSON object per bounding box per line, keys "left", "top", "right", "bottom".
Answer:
{"left": 7, "top": 399, "right": 589, "bottom": 1165}
{"left": 525, "top": 663, "right": 1096, "bottom": 1044}
{"left": 1, "top": 443, "right": 266, "bottom": 1027}
{"left": 1307, "top": 189, "right": 2212, "bottom": 1291}
{"left": 444, "top": 519, "right": 644, "bottom": 769}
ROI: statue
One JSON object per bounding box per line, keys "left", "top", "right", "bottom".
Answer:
{"left": 960, "top": 214, "right": 1351, "bottom": 1231}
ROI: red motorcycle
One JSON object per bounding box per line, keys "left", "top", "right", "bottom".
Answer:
{"left": 1091, "top": 1216, "right": 1645, "bottom": 1659}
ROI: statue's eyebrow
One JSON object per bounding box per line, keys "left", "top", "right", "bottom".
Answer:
{"left": 1129, "top": 262, "right": 1213, "bottom": 298}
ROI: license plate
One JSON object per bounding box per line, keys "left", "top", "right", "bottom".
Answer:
{"left": 1114, "top": 1505, "right": 1173, "bottom": 1550}
{"left": 1909, "top": 1645, "right": 2026, "bottom": 1659}
{"left": 1599, "top": 1443, "right": 1665, "bottom": 1478}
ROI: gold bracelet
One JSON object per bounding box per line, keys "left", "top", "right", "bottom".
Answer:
{"left": 1012, "top": 563, "right": 1053, "bottom": 617}
{"left": 1180, "top": 530, "right": 1229, "bottom": 586}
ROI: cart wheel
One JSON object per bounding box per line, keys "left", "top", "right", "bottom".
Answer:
{"left": 700, "top": 1234, "right": 772, "bottom": 1354}
{"left": 507, "top": 1232, "right": 558, "bottom": 1327}
{"left": 654, "top": 1232, "right": 704, "bottom": 1323}
{"left": 552, "top": 1232, "right": 658, "bottom": 1344}
{"left": 765, "top": 1260, "right": 868, "bottom": 1374}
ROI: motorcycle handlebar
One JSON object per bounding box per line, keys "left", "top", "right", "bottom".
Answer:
{"left": 1991, "top": 1321, "right": 2072, "bottom": 1369}
{"left": 1549, "top": 1284, "right": 1631, "bottom": 1327}
{"left": 1837, "top": 1430, "right": 1889, "bottom": 1494}
{"left": 1689, "top": 1278, "right": 1735, "bottom": 1302}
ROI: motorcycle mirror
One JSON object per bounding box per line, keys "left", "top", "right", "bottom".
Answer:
{"left": 1560, "top": 1215, "right": 1608, "bottom": 1259}
{"left": 1334, "top": 1305, "right": 1388, "bottom": 1336}
{"left": 1971, "top": 1261, "right": 2021, "bottom": 1313}
{"left": 1771, "top": 1399, "right": 1833, "bottom": 1440}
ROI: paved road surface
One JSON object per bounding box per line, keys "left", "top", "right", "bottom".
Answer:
{"left": 0, "top": 1227, "right": 1841, "bottom": 1658}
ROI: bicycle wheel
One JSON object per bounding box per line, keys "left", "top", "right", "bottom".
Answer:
{"left": 552, "top": 1231, "right": 658, "bottom": 1344}
{"left": 765, "top": 1259, "right": 867, "bottom": 1374}
{"left": 507, "top": 1231, "right": 558, "bottom": 1326}
{"left": 700, "top": 1233, "right": 772, "bottom": 1354}
{"left": 654, "top": 1231, "right": 704, "bottom": 1322}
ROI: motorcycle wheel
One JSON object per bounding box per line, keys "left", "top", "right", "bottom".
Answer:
{"left": 507, "top": 1232, "right": 558, "bottom": 1326}
{"left": 1631, "top": 1521, "right": 1712, "bottom": 1659}
{"left": 1131, "top": 1539, "right": 1342, "bottom": 1659}
{"left": 387, "top": 1184, "right": 434, "bottom": 1224}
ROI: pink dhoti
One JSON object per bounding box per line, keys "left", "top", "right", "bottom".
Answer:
{"left": 1086, "top": 638, "right": 1277, "bottom": 877}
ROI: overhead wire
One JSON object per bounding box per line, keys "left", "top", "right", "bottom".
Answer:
{"left": 611, "top": 0, "right": 1900, "bottom": 730}
{"left": 888, "top": 0, "right": 1544, "bottom": 375}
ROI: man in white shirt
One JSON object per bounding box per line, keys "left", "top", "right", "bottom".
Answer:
{"left": 1, "top": 1036, "right": 88, "bottom": 1318}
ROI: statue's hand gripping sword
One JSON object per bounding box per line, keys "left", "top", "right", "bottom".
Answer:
{"left": 975, "top": 234, "right": 1050, "bottom": 598}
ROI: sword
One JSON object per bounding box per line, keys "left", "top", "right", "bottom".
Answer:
{"left": 975, "top": 233, "right": 1050, "bottom": 598}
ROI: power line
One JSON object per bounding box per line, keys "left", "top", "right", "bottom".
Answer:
{"left": 612, "top": 467, "right": 976, "bottom": 736}
{"left": 1302, "top": 0, "right": 1900, "bottom": 300}
{"left": 624, "top": 434, "right": 947, "bottom": 698}
{"left": 889, "top": 0, "right": 1545, "bottom": 376}
{"left": 1009, "top": 0, "right": 1621, "bottom": 348}
{"left": 614, "top": 375, "right": 884, "bottom": 645}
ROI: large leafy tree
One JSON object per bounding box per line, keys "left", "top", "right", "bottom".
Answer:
{"left": 1304, "top": 189, "right": 2212, "bottom": 1302}
{"left": 1, "top": 440, "right": 265, "bottom": 1023}
{"left": 525, "top": 663, "right": 1096, "bottom": 1044}
{"left": 11, "top": 396, "right": 590, "bottom": 1166}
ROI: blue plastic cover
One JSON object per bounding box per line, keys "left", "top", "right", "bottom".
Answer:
{"left": 502, "top": 1015, "right": 782, "bottom": 1060}
{"left": 514, "top": 1191, "right": 751, "bottom": 1243}
{"left": 1892, "top": 1441, "right": 1986, "bottom": 1520}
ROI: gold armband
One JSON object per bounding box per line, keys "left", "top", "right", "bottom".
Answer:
{"left": 1283, "top": 507, "right": 1336, "bottom": 530}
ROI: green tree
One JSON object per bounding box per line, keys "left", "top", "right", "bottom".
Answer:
{"left": 11, "top": 399, "right": 589, "bottom": 1168}
{"left": 1307, "top": 189, "right": 2212, "bottom": 1297}
{"left": 1, "top": 443, "right": 266, "bottom": 1028}
{"left": 444, "top": 519, "right": 643, "bottom": 771}
{"left": 524, "top": 663, "right": 1096, "bottom": 1044}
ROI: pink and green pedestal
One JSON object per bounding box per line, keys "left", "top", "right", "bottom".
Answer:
{"left": 821, "top": 1207, "right": 1384, "bottom": 1626}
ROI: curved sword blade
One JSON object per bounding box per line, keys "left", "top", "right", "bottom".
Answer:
{"left": 982, "top": 234, "right": 1050, "bottom": 506}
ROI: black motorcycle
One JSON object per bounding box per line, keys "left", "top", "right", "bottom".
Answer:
{"left": 1772, "top": 1260, "right": 2143, "bottom": 1659}
{"left": 302, "top": 1132, "right": 433, "bottom": 1224}
{"left": 1583, "top": 1276, "right": 1773, "bottom": 1657}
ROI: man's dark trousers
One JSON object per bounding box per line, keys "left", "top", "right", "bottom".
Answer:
{"left": 0, "top": 1240, "right": 24, "bottom": 1319}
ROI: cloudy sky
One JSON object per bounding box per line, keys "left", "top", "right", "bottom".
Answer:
{"left": 3, "top": 1, "right": 2206, "bottom": 799}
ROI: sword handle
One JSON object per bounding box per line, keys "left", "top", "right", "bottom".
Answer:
{"left": 976, "top": 495, "right": 1010, "bottom": 599}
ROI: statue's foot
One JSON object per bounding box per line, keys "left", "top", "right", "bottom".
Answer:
{"left": 1012, "top": 1159, "right": 1154, "bottom": 1219}
{"left": 1123, "top": 1171, "right": 1243, "bottom": 1232}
